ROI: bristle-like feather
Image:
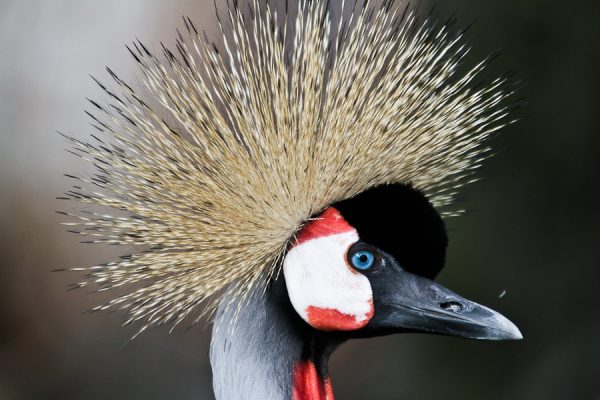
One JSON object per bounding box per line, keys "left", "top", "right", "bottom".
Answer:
{"left": 62, "top": 0, "right": 514, "bottom": 333}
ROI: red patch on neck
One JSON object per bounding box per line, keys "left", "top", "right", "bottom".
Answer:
{"left": 292, "top": 207, "right": 355, "bottom": 247}
{"left": 306, "top": 303, "right": 374, "bottom": 331}
{"left": 292, "top": 360, "right": 335, "bottom": 400}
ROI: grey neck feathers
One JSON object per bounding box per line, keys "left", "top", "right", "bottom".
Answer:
{"left": 210, "top": 279, "right": 343, "bottom": 400}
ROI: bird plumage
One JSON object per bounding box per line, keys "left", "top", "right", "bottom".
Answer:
{"left": 61, "top": 0, "right": 514, "bottom": 337}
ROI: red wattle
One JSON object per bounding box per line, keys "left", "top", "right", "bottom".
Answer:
{"left": 306, "top": 304, "right": 373, "bottom": 331}
{"left": 291, "top": 360, "right": 335, "bottom": 400}
{"left": 292, "top": 207, "right": 355, "bottom": 247}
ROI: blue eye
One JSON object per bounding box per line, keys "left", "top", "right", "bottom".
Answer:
{"left": 350, "top": 250, "right": 375, "bottom": 270}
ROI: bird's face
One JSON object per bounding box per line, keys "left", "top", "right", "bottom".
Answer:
{"left": 283, "top": 184, "right": 522, "bottom": 340}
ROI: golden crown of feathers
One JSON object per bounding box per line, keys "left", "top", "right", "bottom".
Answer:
{"left": 61, "top": 0, "right": 515, "bottom": 335}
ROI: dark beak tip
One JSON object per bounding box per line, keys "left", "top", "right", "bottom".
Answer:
{"left": 482, "top": 330, "right": 523, "bottom": 341}
{"left": 480, "top": 313, "right": 523, "bottom": 341}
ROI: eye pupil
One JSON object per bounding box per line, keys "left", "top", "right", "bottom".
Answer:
{"left": 350, "top": 250, "right": 375, "bottom": 270}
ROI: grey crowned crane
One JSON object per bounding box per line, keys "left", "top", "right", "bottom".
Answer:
{"left": 61, "top": 0, "right": 522, "bottom": 399}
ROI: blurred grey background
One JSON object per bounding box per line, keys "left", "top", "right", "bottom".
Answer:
{"left": 0, "top": 1, "right": 598, "bottom": 399}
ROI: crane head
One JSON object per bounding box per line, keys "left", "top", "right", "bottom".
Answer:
{"left": 283, "top": 184, "right": 522, "bottom": 341}
{"left": 62, "top": 0, "right": 520, "bottom": 337}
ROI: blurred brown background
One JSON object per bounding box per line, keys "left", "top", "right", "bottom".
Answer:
{"left": 1, "top": 1, "right": 598, "bottom": 399}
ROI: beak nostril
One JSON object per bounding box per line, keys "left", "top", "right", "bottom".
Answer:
{"left": 440, "top": 301, "right": 463, "bottom": 313}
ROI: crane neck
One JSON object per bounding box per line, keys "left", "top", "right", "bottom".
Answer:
{"left": 210, "top": 278, "right": 344, "bottom": 400}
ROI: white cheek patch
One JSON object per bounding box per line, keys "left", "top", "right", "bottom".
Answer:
{"left": 283, "top": 209, "right": 374, "bottom": 331}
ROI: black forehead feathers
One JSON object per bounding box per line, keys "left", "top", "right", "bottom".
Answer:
{"left": 332, "top": 184, "right": 448, "bottom": 279}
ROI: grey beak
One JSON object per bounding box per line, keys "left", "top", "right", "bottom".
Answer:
{"left": 370, "top": 269, "right": 523, "bottom": 340}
